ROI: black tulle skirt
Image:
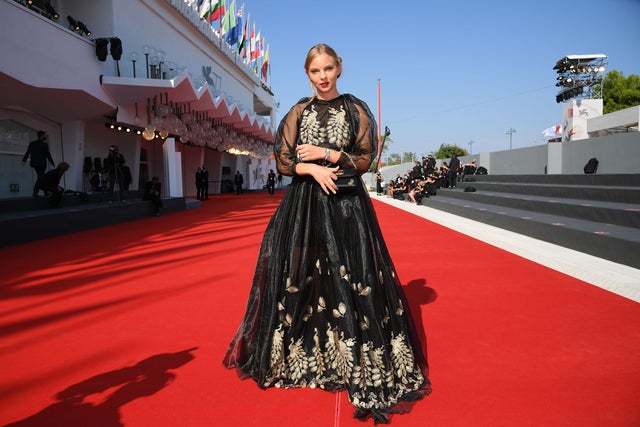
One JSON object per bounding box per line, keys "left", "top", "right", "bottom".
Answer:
{"left": 223, "top": 175, "right": 430, "bottom": 423}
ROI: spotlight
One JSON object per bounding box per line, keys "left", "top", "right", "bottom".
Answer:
{"left": 110, "top": 37, "right": 123, "bottom": 61}
{"left": 67, "top": 16, "right": 80, "bottom": 32}
{"left": 77, "top": 21, "right": 91, "bottom": 36}
{"left": 95, "top": 38, "right": 109, "bottom": 61}
{"left": 45, "top": 2, "right": 59, "bottom": 20}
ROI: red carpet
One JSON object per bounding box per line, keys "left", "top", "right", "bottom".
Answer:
{"left": 1, "top": 191, "right": 639, "bottom": 426}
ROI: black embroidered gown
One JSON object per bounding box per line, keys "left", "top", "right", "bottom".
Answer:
{"left": 223, "top": 94, "right": 431, "bottom": 423}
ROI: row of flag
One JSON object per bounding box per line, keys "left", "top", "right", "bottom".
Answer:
{"left": 197, "top": 0, "right": 270, "bottom": 84}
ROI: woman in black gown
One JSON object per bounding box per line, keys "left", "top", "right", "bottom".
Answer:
{"left": 223, "top": 43, "right": 431, "bottom": 424}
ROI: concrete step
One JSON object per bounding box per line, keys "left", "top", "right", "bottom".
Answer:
{"left": 441, "top": 187, "right": 640, "bottom": 228}
{"left": 420, "top": 193, "right": 640, "bottom": 269}
{"left": 459, "top": 180, "right": 640, "bottom": 204}
{"left": 0, "top": 196, "right": 199, "bottom": 247}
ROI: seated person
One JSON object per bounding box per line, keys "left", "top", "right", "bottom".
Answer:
{"left": 143, "top": 176, "right": 163, "bottom": 215}
{"left": 408, "top": 181, "right": 423, "bottom": 204}
{"left": 460, "top": 159, "right": 478, "bottom": 181}
{"left": 387, "top": 180, "right": 396, "bottom": 199}
{"left": 409, "top": 175, "right": 437, "bottom": 203}
{"left": 36, "top": 162, "right": 70, "bottom": 208}
{"left": 440, "top": 162, "right": 450, "bottom": 188}
{"left": 430, "top": 170, "right": 445, "bottom": 189}
{"left": 393, "top": 177, "right": 407, "bottom": 200}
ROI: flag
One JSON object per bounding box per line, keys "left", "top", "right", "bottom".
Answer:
{"left": 200, "top": 0, "right": 224, "bottom": 23}
{"left": 251, "top": 30, "right": 261, "bottom": 60}
{"left": 261, "top": 44, "right": 269, "bottom": 81}
{"left": 242, "top": 21, "right": 255, "bottom": 64}
{"left": 542, "top": 125, "right": 562, "bottom": 140}
{"left": 222, "top": 0, "right": 237, "bottom": 39}
{"left": 249, "top": 22, "right": 256, "bottom": 59}
{"left": 226, "top": 5, "right": 242, "bottom": 46}
{"left": 238, "top": 12, "right": 249, "bottom": 54}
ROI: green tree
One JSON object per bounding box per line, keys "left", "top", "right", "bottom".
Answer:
{"left": 402, "top": 152, "right": 418, "bottom": 163}
{"left": 434, "top": 143, "right": 468, "bottom": 159}
{"left": 387, "top": 153, "right": 402, "bottom": 165}
{"left": 603, "top": 70, "right": 640, "bottom": 114}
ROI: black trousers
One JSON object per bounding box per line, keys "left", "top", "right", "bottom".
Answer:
{"left": 32, "top": 165, "right": 46, "bottom": 196}
{"left": 449, "top": 172, "right": 458, "bottom": 188}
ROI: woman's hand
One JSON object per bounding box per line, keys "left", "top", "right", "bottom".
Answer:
{"left": 295, "top": 144, "right": 325, "bottom": 162}
{"left": 295, "top": 163, "right": 339, "bottom": 195}
{"left": 311, "top": 165, "right": 339, "bottom": 194}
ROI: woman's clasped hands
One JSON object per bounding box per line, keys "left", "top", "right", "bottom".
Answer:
{"left": 295, "top": 144, "right": 339, "bottom": 195}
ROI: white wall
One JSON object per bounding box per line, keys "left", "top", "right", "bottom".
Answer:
{"left": 371, "top": 131, "right": 640, "bottom": 180}
{"left": 561, "top": 132, "right": 640, "bottom": 174}
{"left": 111, "top": 0, "right": 262, "bottom": 110}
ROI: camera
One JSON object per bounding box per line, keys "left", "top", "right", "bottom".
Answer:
{"left": 109, "top": 145, "right": 118, "bottom": 153}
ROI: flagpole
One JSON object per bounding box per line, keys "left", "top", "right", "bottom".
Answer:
{"left": 376, "top": 78, "right": 383, "bottom": 171}
{"left": 219, "top": 0, "right": 224, "bottom": 35}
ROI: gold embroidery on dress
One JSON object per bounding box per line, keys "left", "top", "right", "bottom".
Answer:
{"left": 299, "top": 104, "right": 350, "bottom": 148}
{"left": 264, "top": 259, "right": 425, "bottom": 411}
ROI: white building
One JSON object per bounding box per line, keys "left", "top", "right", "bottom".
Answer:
{"left": 0, "top": 0, "right": 278, "bottom": 199}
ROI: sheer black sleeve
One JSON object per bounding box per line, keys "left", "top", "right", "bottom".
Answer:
{"left": 274, "top": 98, "right": 312, "bottom": 177}
{"left": 337, "top": 94, "right": 379, "bottom": 173}
{"left": 273, "top": 95, "right": 379, "bottom": 176}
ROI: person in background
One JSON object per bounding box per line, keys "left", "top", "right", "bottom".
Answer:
{"left": 22, "top": 130, "right": 55, "bottom": 197}
{"left": 448, "top": 153, "right": 460, "bottom": 189}
{"left": 222, "top": 43, "right": 430, "bottom": 424}
{"left": 459, "top": 158, "right": 478, "bottom": 182}
{"left": 201, "top": 166, "right": 209, "bottom": 199}
{"left": 143, "top": 176, "right": 163, "bottom": 216}
{"left": 105, "top": 145, "right": 126, "bottom": 202}
{"left": 267, "top": 169, "right": 276, "bottom": 195}
{"left": 375, "top": 171, "right": 383, "bottom": 195}
{"left": 234, "top": 170, "right": 244, "bottom": 194}
{"left": 195, "top": 166, "right": 204, "bottom": 200}
{"left": 36, "top": 162, "right": 70, "bottom": 208}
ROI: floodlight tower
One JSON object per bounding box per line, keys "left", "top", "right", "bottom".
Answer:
{"left": 553, "top": 54, "right": 607, "bottom": 103}
{"left": 553, "top": 54, "right": 607, "bottom": 141}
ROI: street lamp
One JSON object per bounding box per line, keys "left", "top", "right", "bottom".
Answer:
{"left": 506, "top": 128, "right": 516, "bottom": 150}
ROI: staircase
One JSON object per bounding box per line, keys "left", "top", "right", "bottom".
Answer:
{"left": 0, "top": 190, "right": 199, "bottom": 248}
{"left": 420, "top": 174, "right": 640, "bottom": 269}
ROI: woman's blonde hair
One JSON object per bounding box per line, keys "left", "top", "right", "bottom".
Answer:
{"left": 304, "top": 44, "right": 342, "bottom": 96}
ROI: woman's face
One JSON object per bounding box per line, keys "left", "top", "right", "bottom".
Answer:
{"left": 306, "top": 53, "right": 341, "bottom": 100}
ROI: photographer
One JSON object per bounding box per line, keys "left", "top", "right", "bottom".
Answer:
{"left": 105, "top": 145, "right": 126, "bottom": 202}
{"left": 36, "top": 162, "right": 70, "bottom": 208}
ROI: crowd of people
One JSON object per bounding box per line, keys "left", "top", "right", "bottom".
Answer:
{"left": 382, "top": 155, "right": 480, "bottom": 204}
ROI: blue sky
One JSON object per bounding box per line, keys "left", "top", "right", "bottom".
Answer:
{"left": 238, "top": 0, "right": 640, "bottom": 157}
